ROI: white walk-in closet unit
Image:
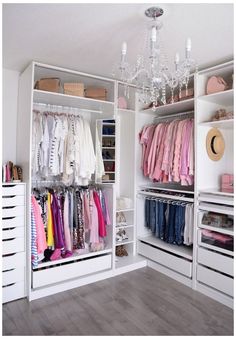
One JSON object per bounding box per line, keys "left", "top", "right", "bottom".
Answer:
{"left": 6, "top": 59, "right": 233, "bottom": 309}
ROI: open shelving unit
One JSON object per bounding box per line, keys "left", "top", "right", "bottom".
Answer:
{"left": 195, "top": 60, "right": 234, "bottom": 308}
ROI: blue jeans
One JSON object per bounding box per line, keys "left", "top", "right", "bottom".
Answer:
{"left": 145, "top": 199, "right": 150, "bottom": 229}
{"left": 166, "top": 204, "right": 176, "bottom": 243}
{"left": 175, "top": 205, "right": 185, "bottom": 245}
{"left": 149, "top": 200, "right": 156, "bottom": 234}
{"left": 157, "top": 202, "right": 167, "bottom": 240}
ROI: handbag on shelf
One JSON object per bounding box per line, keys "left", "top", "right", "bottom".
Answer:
{"left": 206, "top": 76, "right": 228, "bottom": 95}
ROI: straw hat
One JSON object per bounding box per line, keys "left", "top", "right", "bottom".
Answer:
{"left": 206, "top": 128, "right": 225, "bottom": 161}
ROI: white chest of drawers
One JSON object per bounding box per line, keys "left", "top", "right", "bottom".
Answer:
{"left": 2, "top": 183, "right": 26, "bottom": 303}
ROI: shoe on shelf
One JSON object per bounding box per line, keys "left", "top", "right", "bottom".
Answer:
{"left": 120, "top": 212, "right": 127, "bottom": 226}
{"left": 116, "top": 245, "right": 128, "bottom": 257}
{"left": 116, "top": 229, "right": 123, "bottom": 242}
{"left": 121, "top": 229, "right": 129, "bottom": 240}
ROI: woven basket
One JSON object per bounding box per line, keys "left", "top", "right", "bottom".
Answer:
{"left": 85, "top": 87, "right": 107, "bottom": 101}
{"left": 64, "top": 83, "right": 84, "bottom": 97}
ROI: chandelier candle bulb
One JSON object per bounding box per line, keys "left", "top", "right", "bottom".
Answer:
{"left": 175, "top": 53, "right": 180, "bottom": 64}
{"left": 151, "top": 26, "right": 157, "bottom": 42}
{"left": 186, "top": 38, "right": 191, "bottom": 52}
{"left": 122, "top": 42, "right": 127, "bottom": 55}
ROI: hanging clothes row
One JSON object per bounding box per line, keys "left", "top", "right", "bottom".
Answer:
{"left": 31, "top": 185, "right": 111, "bottom": 269}
{"left": 144, "top": 196, "right": 194, "bottom": 246}
{"left": 139, "top": 118, "right": 194, "bottom": 186}
{"left": 32, "top": 107, "right": 104, "bottom": 186}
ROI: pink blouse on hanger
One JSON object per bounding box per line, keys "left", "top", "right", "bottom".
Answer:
{"left": 31, "top": 195, "right": 47, "bottom": 255}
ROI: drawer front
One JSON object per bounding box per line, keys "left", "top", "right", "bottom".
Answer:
{"left": 2, "top": 252, "right": 26, "bottom": 271}
{"left": 32, "top": 254, "right": 112, "bottom": 289}
{"left": 2, "top": 227, "right": 25, "bottom": 240}
{"left": 2, "top": 215, "right": 24, "bottom": 229}
{"left": 2, "top": 238, "right": 25, "bottom": 255}
{"left": 2, "top": 195, "right": 25, "bottom": 207}
{"left": 138, "top": 241, "right": 192, "bottom": 277}
{"left": 2, "top": 184, "right": 25, "bottom": 197}
{"left": 2, "top": 267, "right": 25, "bottom": 286}
{"left": 2, "top": 206, "right": 25, "bottom": 218}
{"left": 2, "top": 281, "right": 25, "bottom": 303}
{"left": 198, "top": 229, "right": 233, "bottom": 255}
{"left": 198, "top": 247, "right": 234, "bottom": 276}
{"left": 197, "top": 265, "right": 234, "bottom": 297}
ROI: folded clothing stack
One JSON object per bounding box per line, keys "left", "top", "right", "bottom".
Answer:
{"left": 201, "top": 229, "right": 233, "bottom": 251}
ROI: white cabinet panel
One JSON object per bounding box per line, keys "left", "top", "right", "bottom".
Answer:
{"left": 2, "top": 215, "right": 24, "bottom": 229}
{"left": 32, "top": 254, "right": 112, "bottom": 289}
{"left": 197, "top": 265, "right": 233, "bottom": 297}
{"left": 138, "top": 241, "right": 192, "bottom": 278}
{"left": 198, "top": 247, "right": 233, "bottom": 277}
{"left": 2, "top": 206, "right": 25, "bottom": 218}
{"left": 2, "top": 281, "right": 25, "bottom": 303}
{"left": 2, "top": 184, "right": 25, "bottom": 196}
{"left": 2, "top": 195, "right": 25, "bottom": 207}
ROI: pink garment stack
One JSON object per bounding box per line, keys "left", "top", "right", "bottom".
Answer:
{"left": 139, "top": 118, "right": 194, "bottom": 186}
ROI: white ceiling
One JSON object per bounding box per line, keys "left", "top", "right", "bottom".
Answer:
{"left": 2, "top": 3, "right": 234, "bottom": 78}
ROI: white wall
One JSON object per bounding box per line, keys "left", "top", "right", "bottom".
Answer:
{"left": 2, "top": 68, "right": 20, "bottom": 163}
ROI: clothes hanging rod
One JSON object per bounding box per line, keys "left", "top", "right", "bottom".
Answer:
{"left": 137, "top": 191, "right": 194, "bottom": 203}
{"left": 33, "top": 102, "right": 103, "bottom": 115}
{"left": 154, "top": 110, "right": 194, "bottom": 120}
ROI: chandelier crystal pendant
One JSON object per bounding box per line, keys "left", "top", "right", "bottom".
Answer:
{"left": 113, "top": 7, "right": 197, "bottom": 109}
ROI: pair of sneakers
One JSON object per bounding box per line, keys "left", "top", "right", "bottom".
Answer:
{"left": 116, "top": 228, "right": 128, "bottom": 242}
{"left": 116, "top": 212, "right": 127, "bottom": 226}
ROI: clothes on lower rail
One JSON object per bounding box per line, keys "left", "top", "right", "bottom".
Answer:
{"left": 139, "top": 118, "right": 194, "bottom": 186}
{"left": 144, "top": 197, "right": 194, "bottom": 246}
{"left": 32, "top": 109, "right": 105, "bottom": 186}
{"left": 31, "top": 186, "right": 111, "bottom": 269}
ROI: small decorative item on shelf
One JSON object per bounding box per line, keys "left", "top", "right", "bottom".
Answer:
{"left": 63, "top": 83, "right": 84, "bottom": 97}
{"left": 118, "top": 97, "right": 128, "bottom": 109}
{"left": 179, "top": 87, "right": 194, "bottom": 101}
{"left": 211, "top": 109, "right": 234, "bottom": 121}
{"left": 85, "top": 87, "right": 107, "bottom": 101}
{"left": 206, "top": 128, "right": 225, "bottom": 161}
{"left": 206, "top": 76, "right": 228, "bottom": 95}
{"left": 221, "top": 173, "right": 234, "bottom": 193}
{"left": 2, "top": 161, "right": 23, "bottom": 182}
{"left": 34, "top": 77, "right": 61, "bottom": 93}
{"left": 116, "top": 245, "right": 128, "bottom": 257}
{"left": 166, "top": 88, "right": 194, "bottom": 104}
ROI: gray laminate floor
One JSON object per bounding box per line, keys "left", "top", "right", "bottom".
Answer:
{"left": 2, "top": 267, "right": 234, "bottom": 336}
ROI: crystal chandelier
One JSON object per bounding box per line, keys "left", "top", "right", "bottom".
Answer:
{"left": 113, "top": 7, "right": 197, "bottom": 108}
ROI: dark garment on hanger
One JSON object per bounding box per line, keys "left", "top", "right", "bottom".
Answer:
{"left": 51, "top": 193, "right": 65, "bottom": 249}
{"left": 76, "top": 190, "right": 85, "bottom": 249}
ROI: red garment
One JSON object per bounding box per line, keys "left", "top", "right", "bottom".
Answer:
{"left": 93, "top": 191, "right": 107, "bottom": 237}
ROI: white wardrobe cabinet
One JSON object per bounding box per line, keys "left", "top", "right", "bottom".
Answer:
{"left": 195, "top": 60, "right": 234, "bottom": 308}
{"left": 14, "top": 60, "right": 234, "bottom": 308}
{"left": 16, "top": 62, "right": 146, "bottom": 301}
{"left": 2, "top": 183, "right": 26, "bottom": 303}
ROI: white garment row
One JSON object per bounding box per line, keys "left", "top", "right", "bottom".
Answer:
{"left": 32, "top": 108, "right": 104, "bottom": 186}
